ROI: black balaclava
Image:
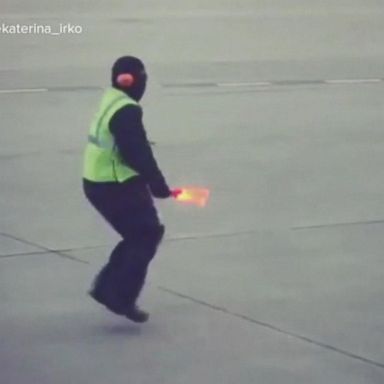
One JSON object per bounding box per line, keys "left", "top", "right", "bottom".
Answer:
{"left": 111, "top": 56, "right": 147, "bottom": 101}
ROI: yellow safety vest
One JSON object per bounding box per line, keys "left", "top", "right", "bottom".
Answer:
{"left": 83, "top": 87, "right": 139, "bottom": 182}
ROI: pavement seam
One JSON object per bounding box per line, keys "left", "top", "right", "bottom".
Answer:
{"left": 158, "top": 286, "right": 384, "bottom": 370}
{"left": 0, "top": 219, "right": 377, "bottom": 260}
{"left": 0, "top": 232, "right": 89, "bottom": 264}
{"left": 292, "top": 219, "right": 384, "bottom": 230}
{"left": 165, "top": 229, "right": 263, "bottom": 242}
{"left": 0, "top": 245, "right": 103, "bottom": 259}
{"left": 0, "top": 88, "right": 48, "bottom": 94}
{"left": 0, "top": 250, "right": 55, "bottom": 258}
{"left": 1, "top": 232, "right": 383, "bottom": 367}
{"left": 1, "top": 219, "right": 382, "bottom": 261}
{"left": 163, "top": 77, "right": 384, "bottom": 89}
{"left": 0, "top": 77, "right": 383, "bottom": 95}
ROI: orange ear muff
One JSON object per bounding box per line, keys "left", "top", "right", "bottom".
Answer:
{"left": 116, "top": 73, "right": 135, "bottom": 87}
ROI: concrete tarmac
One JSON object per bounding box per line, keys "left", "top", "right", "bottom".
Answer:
{"left": 1, "top": 1, "right": 384, "bottom": 383}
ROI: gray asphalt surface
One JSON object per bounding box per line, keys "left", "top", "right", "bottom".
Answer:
{"left": 1, "top": 1, "right": 384, "bottom": 383}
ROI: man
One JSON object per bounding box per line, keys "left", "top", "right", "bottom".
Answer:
{"left": 83, "top": 56, "right": 178, "bottom": 322}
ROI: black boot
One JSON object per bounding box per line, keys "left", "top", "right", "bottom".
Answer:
{"left": 89, "top": 264, "right": 128, "bottom": 315}
{"left": 125, "top": 305, "right": 149, "bottom": 323}
{"left": 89, "top": 286, "right": 126, "bottom": 315}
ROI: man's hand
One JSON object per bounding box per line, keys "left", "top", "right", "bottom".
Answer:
{"left": 171, "top": 189, "right": 183, "bottom": 198}
{"left": 149, "top": 177, "right": 171, "bottom": 198}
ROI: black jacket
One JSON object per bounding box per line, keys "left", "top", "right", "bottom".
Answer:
{"left": 109, "top": 104, "right": 170, "bottom": 198}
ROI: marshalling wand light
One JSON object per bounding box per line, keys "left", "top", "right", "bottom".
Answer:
{"left": 171, "top": 187, "right": 210, "bottom": 207}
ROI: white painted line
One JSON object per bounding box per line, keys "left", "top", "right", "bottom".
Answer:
{"left": 325, "top": 78, "right": 382, "bottom": 85}
{"left": 217, "top": 81, "right": 272, "bottom": 87}
{"left": 217, "top": 78, "right": 383, "bottom": 88}
{"left": 0, "top": 88, "right": 48, "bottom": 94}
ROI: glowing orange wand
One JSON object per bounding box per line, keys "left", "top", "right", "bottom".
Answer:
{"left": 171, "top": 187, "right": 210, "bottom": 207}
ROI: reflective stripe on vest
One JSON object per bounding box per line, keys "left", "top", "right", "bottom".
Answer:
{"left": 83, "top": 88, "right": 139, "bottom": 182}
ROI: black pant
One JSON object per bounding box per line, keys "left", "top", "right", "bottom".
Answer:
{"left": 83, "top": 177, "right": 164, "bottom": 312}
